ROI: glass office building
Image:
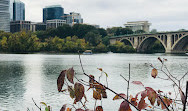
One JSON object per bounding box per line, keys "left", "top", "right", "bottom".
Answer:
{"left": 13, "top": 0, "right": 25, "bottom": 21}
{"left": 0, "top": 0, "right": 10, "bottom": 32}
{"left": 43, "top": 5, "right": 64, "bottom": 23}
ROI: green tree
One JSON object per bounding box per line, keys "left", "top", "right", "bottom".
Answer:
{"left": 94, "top": 42, "right": 108, "bottom": 53}
{"left": 0, "top": 36, "right": 8, "bottom": 51}
{"left": 84, "top": 32, "right": 102, "bottom": 46}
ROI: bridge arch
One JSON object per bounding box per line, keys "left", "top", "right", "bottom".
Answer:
{"left": 120, "top": 38, "right": 134, "bottom": 47}
{"left": 172, "top": 35, "right": 188, "bottom": 52}
{"left": 137, "top": 36, "right": 167, "bottom": 52}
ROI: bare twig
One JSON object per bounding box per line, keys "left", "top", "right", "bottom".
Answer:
{"left": 183, "top": 81, "right": 188, "bottom": 111}
{"left": 32, "top": 98, "right": 41, "bottom": 111}
{"left": 180, "top": 72, "right": 188, "bottom": 81}
{"left": 127, "top": 63, "right": 131, "bottom": 100}
{"left": 120, "top": 74, "right": 128, "bottom": 82}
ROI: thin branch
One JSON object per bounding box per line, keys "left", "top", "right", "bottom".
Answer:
{"left": 32, "top": 98, "right": 41, "bottom": 111}
{"left": 120, "top": 74, "right": 128, "bottom": 82}
{"left": 78, "top": 52, "right": 140, "bottom": 111}
{"left": 180, "top": 72, "right": 188, "bottom": 81}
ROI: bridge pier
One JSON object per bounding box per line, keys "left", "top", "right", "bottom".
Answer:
{"left": 165, "top": 34, "right": 173, "bottom": 53}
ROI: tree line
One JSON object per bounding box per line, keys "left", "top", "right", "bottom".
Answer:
{"left": 0, "top": 24, "right": 164, "bottom": 53}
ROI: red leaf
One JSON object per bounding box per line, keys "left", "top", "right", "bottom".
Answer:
{"left": 138, "top": 98, "right": 148, "bottom": 110}
{"left": 179, "top": 89, "right": 186, "bottom": 104}
{"left": 141, "top": 91, "right": 147, "bottom": 99}
{"left": 57, "top": 70, "right": 66, "bottom": 92}
{"left": 66, "top": 67, "right": 74, "bottom": 84}
{"left": 151, "top": 68, "right": 158, "bottom": 78}
{"left": 132, "top": 81, "right": 144, "bottom": 86}
{"left": 145, "top": 87, "right": 157, "bottom": 106}
{"left": 60, "top": 104, "right": 66, "bottom": 111}
{"left": 119, "top": 101, "right": 132, "bottom": 111}
{"left": 74, "top": 83, "right": 85, "bottom": 104}
{"left": 113, "top": 93, "right": 127, "bottom": 100}
{"left": 96, "top": 106, "right": 103, "bottom": 111}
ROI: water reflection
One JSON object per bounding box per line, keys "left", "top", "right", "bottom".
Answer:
{"left": 22, "top": 55, "right": 44, "bottom": 110}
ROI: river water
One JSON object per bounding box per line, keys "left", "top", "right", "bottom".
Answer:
{"left": 0, "top": 53, "right": 187, "bottom": 111}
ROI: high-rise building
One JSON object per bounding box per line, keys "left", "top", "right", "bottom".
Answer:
{"left": 64, "top": 12, "right": 83, "bottom": 26}
{"left": 10, "top": 20, "right": 31, "bottom": 33}
{"left": 124, "top": 21, "right": 151, "bottom": 33}
{"left": 13, "top": 0, "right": 25, "bottom": 21}
{"left": 43, "top": 5, "right": 64, "bottom": 23}
{"left": 0, "top": 0, "right": 10, "bottom": 32}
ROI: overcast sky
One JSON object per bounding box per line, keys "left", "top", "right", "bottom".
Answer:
{"left": 21, "top": 0, "right": 188, "bottom": 31}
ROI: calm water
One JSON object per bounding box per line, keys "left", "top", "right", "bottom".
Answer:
{"left": 0, "top": 53, "right": 187, "bottom": 111}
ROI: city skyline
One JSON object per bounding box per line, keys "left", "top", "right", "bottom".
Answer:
{"left": 20, "top": 0, "right": 188, "bottom": 31}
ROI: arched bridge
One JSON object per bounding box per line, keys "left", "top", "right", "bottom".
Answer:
{"left": 110, "top": 31, "right": 188, "bottom": 53}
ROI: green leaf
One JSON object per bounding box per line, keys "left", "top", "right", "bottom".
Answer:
{"left": 40, "top": 102, "right": 47, "bottom": 107}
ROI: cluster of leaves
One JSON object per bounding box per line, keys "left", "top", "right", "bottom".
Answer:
{"left": 56, "top": 67, "right": 110, "bottom": 111}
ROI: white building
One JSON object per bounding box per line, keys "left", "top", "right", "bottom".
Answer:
{"left": 46, "top": 19, "right": 66, "bottom": 29}
{"left": 64, "top": 12, "right": 83, "bottom": 26}
{"left": 124, "top": 21, "right": 151, "bottom": 33}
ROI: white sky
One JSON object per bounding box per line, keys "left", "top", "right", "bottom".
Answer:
{"left": 21, "top": 0, "right": 188, "bottom": 31}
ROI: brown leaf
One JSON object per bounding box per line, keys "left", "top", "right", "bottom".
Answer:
{"left": 74, "top": 83, "right": 85, "bottom": 104}
{"left": 130, "top": 98, "right": 138, "bottom": 106}
{"left": 151, "top": 68, "right": 158, "bottom": 78}
{"left": 138, "top": 98, "right": 148, "bottom": 110}
{"left": 113, "top": 93, "right": 127, "bottom": 100}
{"left": 75, "top": 109, "right": 84, "bottom": 111}
{"left": 85, "top": 109, "right": 94, "bottom": 111}
{"left": 60, "top": 104, "right": 66, "bottom": 111}
{"left": 145, "top": 87, "right": 157, "bottom": 106}
{"left": 68, "top": 86, "right": 75, "bottom": 99}
{"left": 157, "top": 97, "right": 161, "bottom": 106}
{"left": 66, "top": 108, "right": 72, "bottom": 111}
{"left": 66, "top": 67, "right": 74, "bottom": 84}
{"left": 94, "top": 83, "right": 107, "bottom": 98}
{"left": 119, "top": 101, "right": 132, "bottom": 111}
{"left": 179, "top": 89, "right": 186, "bottom": 105}
{"left": 57, "top": 70, "right": 66, "bottom": 92}
{"left": 89, "top": 75, "right": 95, "bottom": 89}
{"left": 96, "top": 106, "right": 103, "bottom": 111}
{"left": 97, "top": 68, "right": 103, "bottom": 71}
{"left": 132, "top": 81, "right": 144, "bottom": 86}
{"left": 161, "top": 97, "right": 172, "bottom": 109}
{"left": 93, "top": 90, "right": 102, "bottom": 100}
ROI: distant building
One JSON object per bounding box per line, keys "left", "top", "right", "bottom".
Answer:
{"left": 13, "top": 0, "right": 25, "bottom": 21}
{"left": 124, "top": 21, "right": 151, "bottom": 33}
{"left": 43, "top": 5, "right": 64, "bottom": 23}
{"left": 10, "top": 20, "right": 31, "bottom": 33}
{"left": 64, "top": 12, "right": 83, "bottom": 26}
{"left": 31, "top": 22, "right": 46, "bottom": 32}
{"left": 0, "top": 0, "right": 10, "bottom": 32}
{"left": 46, "top": 19, "right": 66, "bottom": 29}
